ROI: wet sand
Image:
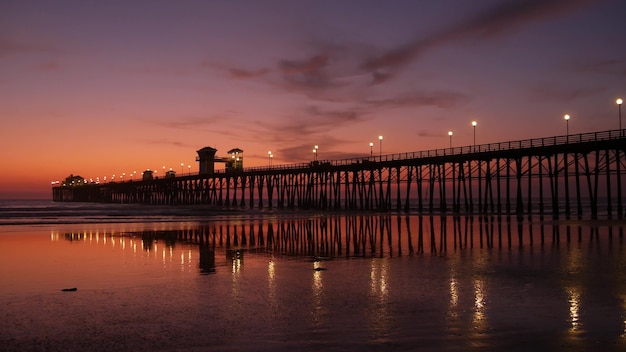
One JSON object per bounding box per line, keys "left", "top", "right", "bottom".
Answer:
{"left": 2, "top": 216, "right": 626, "bottom": 351}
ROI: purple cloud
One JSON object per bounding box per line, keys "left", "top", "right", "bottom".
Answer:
{"left": 228, "top": 67, "right": 271, "bottom": 79}
{"left": 362, "top": 0, "right": 595, "bottom": 78}
{"left": 363, "top": 91, "right": 470, "bottom": 110}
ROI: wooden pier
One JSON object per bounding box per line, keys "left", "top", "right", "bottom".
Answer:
{"left": 53, "top": 129, "right": 626, "bottom": 219}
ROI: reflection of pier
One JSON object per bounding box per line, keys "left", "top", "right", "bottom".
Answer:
{"left": 53, "top": 130, "right": 625, "bottom": 219}
{"left": 59, "top": 215, "right": 624, "bottom": 261}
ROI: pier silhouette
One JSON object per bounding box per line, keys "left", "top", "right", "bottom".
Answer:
{"left": 53, "top": 129, "right": 626, "bottom": 219}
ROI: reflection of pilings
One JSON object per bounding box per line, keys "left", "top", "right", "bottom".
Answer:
{"left": 199, "top": 245, "right": 216, "bottom": 274}
{"left": 211, "top": 221, "right": 620, "bottom": 258}
{"left": 58, "top": 215, "right": 623, "bottom": 269}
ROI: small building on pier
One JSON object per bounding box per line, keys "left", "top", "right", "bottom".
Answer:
{"left": 165, "top": 170, "right": 176, "bottom": 179}
{"left": 196, "top": 146, "right": 244, "bottom": 174}
{"left": 62, "top": 174, "right": 85, "bottom": 187}
{"left": 225, "top": 148, "right": 243, "bottom": 173}
{"left": 142, "top": 170, "right": 154, "bottom": 181}
{"left": 197, "top": 146, "right": 218, "bottom": 175}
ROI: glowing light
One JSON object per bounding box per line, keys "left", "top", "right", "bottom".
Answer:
{"left": 450, "top": 278, "right": 458, "bottom": 306}
{"left": 567, "top": 288, "right": 581, "bottom": 331}
{"left": 473, "top": 279, "right": 486, "bottom": 330}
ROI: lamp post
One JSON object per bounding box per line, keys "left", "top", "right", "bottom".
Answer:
{"left": 314, "top": 145, "right": 319, "bottom": 161}
{"left": 617, "top": 98, "right": 623, "bottom": 136}
{"left": 313, "top": 148, "right": 317, "bottom": 161}
{"left": 180, "top": 163, "right": 184, "bottom": 175}
{"left": 369, "top": 142, "right": 374, "bottom": 159}
{"left": 564, "top": 114, "right": 570, "bottom": 141}
{"left": 378, "top": 135, "right": 383, "bottom": 157}
{"left": 471, "top": 121, "right": 477, "bottom": 151}
{"left": 448, "top": 131, "right": 453, "bottom": 149}
{"left": 187, "top": 165, "right": 191, "bottom": 175}
{"left": 268, "top": 151, "right": 272, "bottom": 166}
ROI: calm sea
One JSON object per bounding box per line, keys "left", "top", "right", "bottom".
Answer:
{"left": 1, "top": 199, "right": 625, "bottom": 351}
{"left": 0, "top": 199, "right": 256, "bottom": 225}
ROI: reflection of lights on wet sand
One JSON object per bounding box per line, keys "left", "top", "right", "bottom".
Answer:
{"left": 231, "top": 252, "right": 241, "bottom": 298}
{"left": 568, "top": 288, "right": 581, "bottom": 331}
{"left": 175, "top": 251, "right": 192, "bottom": 271}
{"left": 231, "top": 254, "right": 242, "bottom": 274}
{"left": 473, "top": 279, "right": 486, "bottom": 329}
{"left": 268, "top": 260, "right": 276, "bottom": 306}
{"left": 450, "top": 278, "right": 458, "bottom": 307}
{"left": 311, "top": 261, "right": 325, "bottom": 326}
{"left": 313, "top": 262, "right": 323, "bottom": 291}
{"left": 368, "top": 260, "right": 389, "bottom": 339}
{"left": 369, "top": 261, "right": 388, "bottom": 295}
{"left": 51, "top": 229, "right": 198, "bottom": 270}
{"left": 268, "top": 261, "right": 275, "bottom": 281}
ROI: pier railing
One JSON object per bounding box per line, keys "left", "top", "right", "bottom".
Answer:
{"left": 238, "top": 128, "right": 626, "bottom": 174}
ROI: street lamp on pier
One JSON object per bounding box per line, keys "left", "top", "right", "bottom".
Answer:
{"left": 314, "top": 145, "right": 319, "bottom": 161}
{"left": 378, "top": 135, "right": 383, "bottom": 157}
{"left": 471, "top": 121, "right": 477, "bottom": 151}
{"left": 268, "top": 151, "right": 273, "bottom": 166}
{"left": 448, "top": 131, "right": 453, "bottom": 149}
{"left": 617, "top": 98, "right": 623, "bottom": 136}
{"left": 564, "top": 114, "right": 570, "bottom": 141}
{"left": 369, "top": 142, "right": 374, "bottom": 158}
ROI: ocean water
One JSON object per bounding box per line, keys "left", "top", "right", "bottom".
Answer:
{"left": 1, "top": 199, "right": 625, "bottom": 351}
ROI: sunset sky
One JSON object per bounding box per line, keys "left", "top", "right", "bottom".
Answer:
{"left": 1, "top": 0, "right": 625, "bottom": 199}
